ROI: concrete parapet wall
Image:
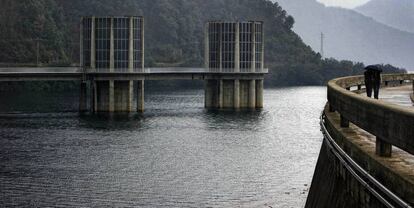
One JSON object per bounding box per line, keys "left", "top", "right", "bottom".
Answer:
{"left": 328, "top": 74, "right": 414, "bottom": 155}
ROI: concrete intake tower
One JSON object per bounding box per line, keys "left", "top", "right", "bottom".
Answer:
{"left": 79, "top": 17, "right": 266, "bottom": 112}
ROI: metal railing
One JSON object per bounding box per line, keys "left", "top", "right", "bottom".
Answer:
{"left": 320, "top": 112, "right": 412, "bottom": 208}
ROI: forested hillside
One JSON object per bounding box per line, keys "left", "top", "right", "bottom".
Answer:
{"left": 0, "top": 0, "right": 405, "bottom": 87}
{"left": 0, "top": 0, "right": 71, "bottom": 65}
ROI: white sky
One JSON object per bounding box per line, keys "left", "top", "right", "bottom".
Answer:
{"left": 316, "top": 0, "right": 371, "bottom": 8}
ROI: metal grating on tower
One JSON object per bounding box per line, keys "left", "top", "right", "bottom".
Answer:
{"left": 81, "top": 16, "right": 144, "bottom": 72}
{"left": 205, "top": 21, "right": 264, "bottom": 73}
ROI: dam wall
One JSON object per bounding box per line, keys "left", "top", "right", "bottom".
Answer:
{"left": 306, "top": 74, "right": 414, "bottom": 208}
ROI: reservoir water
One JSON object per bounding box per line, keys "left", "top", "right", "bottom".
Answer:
{"left": 0, "top": 86, "right": 326, "bottom": 207}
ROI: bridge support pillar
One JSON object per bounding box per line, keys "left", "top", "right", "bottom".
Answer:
{"left": 95, "top": 81, "right": 110, "bottom": 112}
{"left": 376, "top": 137, "right": 392, "bottom": 157}
{"left": 79, "top": 81, "right": 90, "bottom": 112}
{"left": 90, "top": 80, "right": 138, "bottom": 112}
{"left": 114, "top": 81, "right": 134, "bottom": 112}
{"left": 137, "top": 80, "right": 145, "bottom": 112}
{"left": 234, "top": 80, "right": 240, "bottom": 109}
{"left": 256, "top": 80, "right": 264, "bottom": 108}
{"left": 248, "top": 80, "right": 256, "bottom": 108}
{"left": 205, "top": 80, "right": 219, "bottom": 108}
{"left": 205, "top": 79, "right": 263, "bottom": 109}
{"left": 109, "top": 81, "right": 115, "bottom": 112}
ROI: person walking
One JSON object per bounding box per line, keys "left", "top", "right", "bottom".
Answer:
{"left": 364, "top": 65, "right": 382, "bottom": 99}
{"left": 364, "top": 69, "right": 373, "bottom": 98}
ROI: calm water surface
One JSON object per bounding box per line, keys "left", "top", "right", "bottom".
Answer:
{"left": 0, "top": 87, "right": 326, "bottom": 207}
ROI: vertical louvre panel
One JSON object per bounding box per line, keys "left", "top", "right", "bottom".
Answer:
{"left": 221, "top": 23, "right": 236, "bottom": 71}
{"left": 82, "top": 18, "right": 92, "bottom": 68}
{"left": 208, "top": 23, "right": 220, "bottom": 70}
{"left": 95, "top": 18, "right": 111, "bottom": 70}
{"left": 239, "top": 22, "right": 252, "bottom": 72}
{"left": 114, "top": 18, "right": 129, "bottom": 70}
{"left": 133, "top": 17, "right": 143, "bottom": 70}
{"left": 255, "top": 23, "right": 263, "bottom": 70}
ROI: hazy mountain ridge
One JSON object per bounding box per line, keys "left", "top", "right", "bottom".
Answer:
{"left": 277, "top": 0, "right": 414, "bottom": 71}
{"left": 355, "top": 0, "right": 414, "bottom": 33}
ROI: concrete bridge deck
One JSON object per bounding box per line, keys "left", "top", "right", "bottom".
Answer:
{"left": 0, "top": 67, "right": 268, "bottom": 81}
{"left": 380, "top": 85, "right": 413, "bottom": 107}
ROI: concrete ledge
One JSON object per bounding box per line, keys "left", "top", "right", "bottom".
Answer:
{"left": 324, "top": 105, "right": 414, "bottom": 205}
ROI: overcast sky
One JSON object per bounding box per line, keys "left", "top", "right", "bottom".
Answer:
{"left": 316, "top": 0, "right": 371, "bottom": 8}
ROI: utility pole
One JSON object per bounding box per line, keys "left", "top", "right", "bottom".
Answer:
{"left": 320, "top": 32, "right": 324, "bottom": 59}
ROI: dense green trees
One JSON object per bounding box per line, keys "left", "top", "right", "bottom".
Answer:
{"left": 0, "top": 0, "right": 70, "bottom": 65}
{"left": 0, "top": 0, "right": 406, "bottom": 88}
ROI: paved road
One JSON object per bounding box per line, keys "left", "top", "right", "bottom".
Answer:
{"left": 379, "top": 85, "right": 413, "bottom": 107}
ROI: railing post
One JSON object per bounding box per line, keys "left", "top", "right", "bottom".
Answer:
{"left": 376, "top": 137, "right": 392, "bottom": 157}
{"left": 357, "top": 85, "right": 361, "bottom": 90}
{"left": 340, "top": 115, "right": 349, "bottom": 128}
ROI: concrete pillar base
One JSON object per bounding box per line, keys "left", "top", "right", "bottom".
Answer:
{"left": 137, "top": 80, "right": 145, "bottom": 112}
{"left": 205, "top": 79, "right": 262, "bottom": 109}
{"left": 95, "top": 81, "right": 110, "bottom": 112}
{"left": 205, "top": 80, "right": 219, "bottom": 108}
{"left": 109, "top": 80, "right": 115, "bottom": 112}
{"left": 256, "top": 80, "right": 264, "bottom": 108}
{"left": 114, "top": 81, "right": 132, "bottom": 112}
{"left": 79, "top": 82, "right": 88, "bottom": 112}
{"left": 376, "top": 137, "right": 392, "bottom": 157}
{"left": 90, "top": 80, "right": 138, "bottom": 113}
{"left": 234, "top": 80, "right": 240, "bottom": 109}
{"left": 248, "top": 80, "right": 256, "bottom": 108}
